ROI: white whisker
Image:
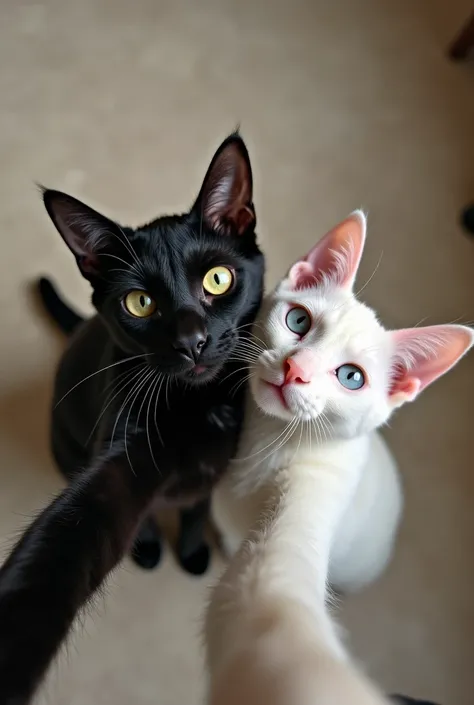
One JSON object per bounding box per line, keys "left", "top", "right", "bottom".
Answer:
{"left": 134, "top": 369, "right": 160, "bottom": 432}
{"left": 54, "top": 354, "right": 150, "bottom": 408}
{"left": 123, "top": 368, "right": 156, "bottom": 476}
{"left": 108, "top": 367, "right": 150, "bottom": 450}
{"left": 230, "top": 372, "right": 254, "bottom": 397}
{"left": 146, "top": 374, "right": 162, "bottom": 473}
{"left": 85, "top": 364, "right": 145, "bottom": 445}
{"left": 165, "top": 377, "right": 171, "bottom": 410}
{"left": 154, "top": 373, "right": 166, "bottom": 441}
{"left": 354, "top": 250, "right": 383, "bottom": 298}
{"left": 236, "top": 417, "right": 298, "bottom": 463}
{"left": 248, "top": 418, "right": 299, "bottom": 471}
{"left": 220, "top": 365, "right": 253, "bottom": 385}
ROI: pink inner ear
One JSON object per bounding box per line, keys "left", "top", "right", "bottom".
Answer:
{"left": 389, "top": 325, "right": 474, "bottom": 403}
{"left": 200, "top": 141, "right": 254, "bottom": 237}
{"left": 288, "top": 262, "right": 317, "bottom": 289}
{"left": 287, "top": 211, "right": 366, "bottom": 291}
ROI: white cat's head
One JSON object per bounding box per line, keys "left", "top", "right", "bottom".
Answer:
{"left": 250, "top": 212, "right": 473, "bottom": 439}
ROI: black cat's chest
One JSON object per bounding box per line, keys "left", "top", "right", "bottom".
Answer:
{"left": 154, "top": 393, "right": 243, "bottom": 471}
{"left": 89, "top": 367, "right": 245, "bottom": 504}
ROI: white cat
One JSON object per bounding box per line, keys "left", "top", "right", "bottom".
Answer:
{"left": 212, "top": 211, "right": 474, "bottom": 593}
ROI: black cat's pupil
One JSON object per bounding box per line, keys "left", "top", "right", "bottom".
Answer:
{"left": 140, "top": 295, "right": 146, "bottom": 307}
{"left": 213, "top": 273, "right": 220, "bottom": 284}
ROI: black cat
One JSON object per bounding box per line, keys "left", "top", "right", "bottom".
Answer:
{"left": 0, "top": 134, "right": 264, "bottom": 704}
{"left": 36, "top": 133, "right": 264, "bottom": 577}
{"left": 0, "top": 133, "right": 264, "bottom": 704}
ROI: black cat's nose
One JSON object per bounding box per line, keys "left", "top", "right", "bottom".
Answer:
{"left": 173, "top": 331, "right": 208, "bottom": 363}
{"left": 173, "top": 311, "right": 208, "bottom": 364}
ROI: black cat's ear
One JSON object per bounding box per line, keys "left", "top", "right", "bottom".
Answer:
{"left": 193, "top": 133, "right": 255, "bottom": 237}
{"left": 42, "top": 189, "right": 122, "bottom": 280}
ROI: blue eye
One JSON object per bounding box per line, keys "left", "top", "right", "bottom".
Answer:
{"left": 286, "top": 307, "right": 311, "bottom": 336}
{"left": 336, "top": 364, "right": 365, "bottom": 390}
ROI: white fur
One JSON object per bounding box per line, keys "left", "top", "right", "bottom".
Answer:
{"left": 213, "top": 408, "right": 402, "bottom": 594}
{"left": 206, "top": 447, "right": 389, "bottom": 704}
{"left": 213, "top": 282, "right": 405, "bottom": 593}
{"left": 205, "top": 212, "right": 473, "bottom": 703}
{"left": 212, "top": 211, "right": 473, "bottom": 593}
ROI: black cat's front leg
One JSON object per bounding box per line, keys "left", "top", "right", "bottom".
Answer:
{"left": 174, "top": 401, "right": 243, "bottom": 577}
{"left": 177, "top": 499, "right": 211, "bottom": 576}
{"left": 131, "top": 515, "right": 162, "bottom": 570}
{"left": 0, "top": 441, "right": 161, "bottom": 705}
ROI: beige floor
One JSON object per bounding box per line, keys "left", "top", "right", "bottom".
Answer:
{"left": 0, "top": 0, "right": 473, "bottom": 703}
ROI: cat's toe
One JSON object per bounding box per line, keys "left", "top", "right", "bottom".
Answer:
{"left": 177, "top": 543, "right": 211, "bottom": 576}
{"left": 131, "top": 538, "right": 162, "bottom": 570}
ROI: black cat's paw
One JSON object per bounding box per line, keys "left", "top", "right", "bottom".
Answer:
{"left": 131, "top": 519, "right": 162, "bottom": 570}
{"left": 177, "top": 543, "right": 211, "bottom": 576}
{"left": 131, "top": 537, "right": 162, "bottom": 570}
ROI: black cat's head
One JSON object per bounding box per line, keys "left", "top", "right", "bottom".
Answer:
{"left": 43, "top": 134, "right": 264, "bottom": 385}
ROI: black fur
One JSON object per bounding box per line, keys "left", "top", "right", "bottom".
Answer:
{"left": 38, "top": 276, "right": 83, "bottom": 334}
{"left": 0, "top": 444, "right": 173, "bottom": 704}
{"left": 40, "top": 132, "right": 263, "bottom": 575}
{"left": 0, "top": 134, "right": 264, "bottom": 703}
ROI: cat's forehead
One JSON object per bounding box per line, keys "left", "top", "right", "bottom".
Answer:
{"left": 268, "top": 284, "right": 385, "bottom": 348}
{"left": 130, "top": 221, "right": 237, "bottom": 278}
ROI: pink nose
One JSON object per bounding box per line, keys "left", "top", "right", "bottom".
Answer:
{"left": 283, "top": 357, "right": 311, "bottom": 385}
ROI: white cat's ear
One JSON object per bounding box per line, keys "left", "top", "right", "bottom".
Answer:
{"left": 286, "top": 210, "right": 367, "bottom": 291}
{"left": 389, "top": 325, "right": 474, "bottom": 408}
{"left": 192, "top": 132, "right": 255, "bottom": 237}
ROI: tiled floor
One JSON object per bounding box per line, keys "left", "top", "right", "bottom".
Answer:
{"left": 0, "top": 1, "right": 473, "bottom": 703}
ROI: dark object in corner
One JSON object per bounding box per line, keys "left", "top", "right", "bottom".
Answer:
{"left": 448, "top": 12, "right": 474, "bottom": 60}
{"left": 461, "top": 203, "right": 474, "bottom": 236}
{"left": 391, "top": 695, "right": 440, "bottom": 705}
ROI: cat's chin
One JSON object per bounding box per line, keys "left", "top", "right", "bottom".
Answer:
{"left": 180, "top": 363, "right": 222, "bottom": 386}
{"left": 252, "top": 379, "right": 324, "bottom": 423}
{"left": 252, "top": 379, "right": 295, "bottom": 421}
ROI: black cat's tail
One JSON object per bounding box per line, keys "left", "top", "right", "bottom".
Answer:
{"left": 37, "top": 277, "right": 84, "bottom": 335}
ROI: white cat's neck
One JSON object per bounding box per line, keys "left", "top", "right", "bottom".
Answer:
{"left": 232, "top": 394, "right": 370, "bottom": 498}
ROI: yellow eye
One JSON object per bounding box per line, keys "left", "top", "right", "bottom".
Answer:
{"left": 203, "top": 266, "right": 233, "bottom": 296}
{"left": 124, "top": 290, "right": 157, "bottom": 318}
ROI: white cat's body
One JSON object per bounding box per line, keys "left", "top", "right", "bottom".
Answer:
{"left": 205, "top": 211, "right": 473, "bottom": 703}
{"left": 212, "top": 404, "right": 402, "bottom": 593}
{"left": 211, "top": 211, "right": 472, "bottom": 594}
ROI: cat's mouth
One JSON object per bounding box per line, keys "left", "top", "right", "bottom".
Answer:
{"left": 183, "top": 363, "right": 222, "bottom": 384}
{"left": 146, "top": 354, "right": 223, "bottom": 384}
{"left": 254, "top": 377, "right": 322, "bottom": 422}
{"left": 146, "top": 338, "right": 236, "bottom": 385}
{"left": 262, "top": 381, "right": 289, "bottom": 410}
